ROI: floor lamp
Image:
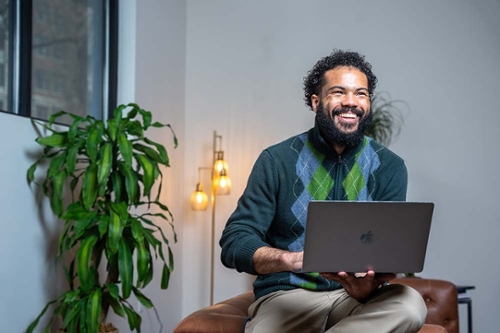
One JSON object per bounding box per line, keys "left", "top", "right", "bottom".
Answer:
{"left": 190, "top": 131, "right": 232, "bottom": 306}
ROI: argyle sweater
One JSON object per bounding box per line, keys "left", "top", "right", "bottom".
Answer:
{"left": 220, "top": 125, "right": 408, "bottom": 300}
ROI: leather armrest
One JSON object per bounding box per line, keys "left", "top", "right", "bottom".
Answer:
{"left": 392, "top": 278, "right": 458, "bottom": 333}
{"left": 174, "top": 291, "right": 254, "bottom": 333}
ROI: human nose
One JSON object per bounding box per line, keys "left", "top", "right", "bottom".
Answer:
{"left": 341, "top": 92, "right": 359, "bottom": 108}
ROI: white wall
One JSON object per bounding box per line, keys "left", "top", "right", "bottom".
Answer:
{"left": 0, "top": 112, "right": 67, "bottom": 331}
{"left": 112, "top": 1, "right": 187, "bottom": 332}
{"left": 183, "top": 0, "right": 500, "bottom": 332}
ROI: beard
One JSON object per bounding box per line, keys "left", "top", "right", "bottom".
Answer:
{"left": 315, "top": 103, "right": 373, "bottom": 149}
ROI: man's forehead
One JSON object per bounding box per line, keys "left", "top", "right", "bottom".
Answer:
{"left": 321, "top": 66, "right": 368, "bottom": 90}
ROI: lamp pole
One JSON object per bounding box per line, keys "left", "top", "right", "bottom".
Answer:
{"left": 210, "top": 131, "right": 219, "bottom": 306}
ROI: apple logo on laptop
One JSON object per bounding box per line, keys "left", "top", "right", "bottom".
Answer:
{"left": 360, "top": 231, "right": 374, "bottom": 244}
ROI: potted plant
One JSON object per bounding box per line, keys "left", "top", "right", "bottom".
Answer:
{"left": 26, "top": 103, "right": 178, "bottom": 333}
{"left": 366, "top": 91, "right": 406, "bottom": 147}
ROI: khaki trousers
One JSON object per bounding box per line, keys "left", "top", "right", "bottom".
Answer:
{"left": 245, "top": 284, "right": 427, "bottom": 333}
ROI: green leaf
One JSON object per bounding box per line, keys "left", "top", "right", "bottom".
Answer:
{"left": 144, "top": 137, "right": 169, "bottom": 166}
{"left": 61, "top": 202, "right": 97, "bottom": 221}
{"left": 110, "top": 201, "right": 129, "bottom": 221}
{"left": 74, "top": 218, "right": 95, "bottom": 239}
{"left": 107, "top": 282, "right": 120, "bottom": 300}
{"left": 48, "top": 151, "right": 67, "bottom": 178}
{"left": 63, "top": 290, "right": 80, "bottom": 303}
{"left": 36, "top": 133, "right": 68, "bottom": 147}
{"left": 123, "top": 304, "right": 139, "bottom": 331}
{"left": 62, "top": 299, "right": 85, "bottom": 329}
{"left": 125, "top": 105, "right": 139, "bottom": 119}
{"left": 98, "top": 216, "right": 109, "bottom": 238}
{"left": 111, "top": 172, "right": 126, "bottom": 203}
{"left": 118, "top": 238, "right": 133, "bottom": 299}
{"left": 135, "top": 154, "right": 154, "bottom": 198}
{"left": 138, "top": 108, "right": 152, "bottom": 130}
{"left": 168, "top": 246, "right": 175, "bottom": 271}
{"left": 76, "top": 235, "right": 98, "bottom": 293}
{"left": 48, "top": 110, "right": 75, "bottom": 127}
{"left": 86, "top": 288, "right": 101, "bottom": 333}
{"left": 79, "top": 303, "right": 88, "bottom": 333}
{"left": 132, "top": 286, "right": 154, "bottom": 309}
{"left": 131, "top": 218, "right": 144, "bottom": 243}
{"left": 68, "top": 117, "right": 87, "bottom": 142}
{"left": 113, "top": 104, "right": 126, "bottom": 120}
{"left": 103, "top": 292, "right": 125, "bottom": 318}
{"left": 82, "top": 164, "right": 98, "bottom": 210}
{"left": 27, "top": 158, "right": 42, "bottom": 185}
{"left": 107, "top": 208, "right": 124, "bottom": 254}
{"left": 50, "top": 170, "right": 67, "bottom": 217}
{"left": 118, "top": 133, "right": 133, "bottom": 167}
{"left": 161, "top": 264, "right": 171, "bottom": 289}
{"left": 141, "top": 227, "right": 161, "bottom": 249}
{"left": 142, "top": 255, "right": 154, "bottom": 287}
{"left": 107, "top": 118, "right": 118, "bottom": 142}
{"left": 150, "top": 123, "right": 179, "bottom": 148}
{"left": 26, "top": 298, "right": 58, "bottom": 333}
{"left": 66, "top": 145, "right": 79, "bottom": 175}
{"left": 126, "top": 120, "right": 144, "bottom": 138}
{"left": 86, "top": 123, "right": 103, "bottom": 162}
{"left": 133, "top": 143, "right": 162, "bottom": 164}
{"left": 118, "top": 162, "right": 138, "bottom": 205}
{"left": 97, "top": 142, "right": 113, "bottom": 187}
{"left": 136, "top": 240, "right": 150, "bottom": 287}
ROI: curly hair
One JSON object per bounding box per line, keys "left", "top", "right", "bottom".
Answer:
{"left": 303, "top": 49, "right": 378, "bottom": 110}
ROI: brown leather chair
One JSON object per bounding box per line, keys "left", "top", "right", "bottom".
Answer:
{"left": 174, "top": 278, "right": 458, "bottom": 333}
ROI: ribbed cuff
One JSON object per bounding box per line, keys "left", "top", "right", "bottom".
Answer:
{"left": 236, "top": 237, "right": 268, "bottom": 275}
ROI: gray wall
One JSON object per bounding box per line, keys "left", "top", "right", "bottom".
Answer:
{"left": 183, "top": 1, "right": 500, "bottom": 332}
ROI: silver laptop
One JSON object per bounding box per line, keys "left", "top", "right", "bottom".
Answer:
{"left": 301, "top": 201, "right": 434, "bottom": 273}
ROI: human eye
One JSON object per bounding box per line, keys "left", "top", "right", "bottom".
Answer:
{"left": 331, "top": 90, "right": 344, "bottom": 96}
{"left": 356, "top": 91, "right": 369, "bottom": 98}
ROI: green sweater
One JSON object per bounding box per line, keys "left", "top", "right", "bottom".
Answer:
{"left": 220, "top": 125, "right": 408, "bottom": 300}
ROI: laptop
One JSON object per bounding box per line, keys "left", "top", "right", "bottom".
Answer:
{"left": 301, "top": 201, "right": 434, "bottom": 273}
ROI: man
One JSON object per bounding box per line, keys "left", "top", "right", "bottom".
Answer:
{"left": 220, "top": 50, "right": 427, "bottom": 332}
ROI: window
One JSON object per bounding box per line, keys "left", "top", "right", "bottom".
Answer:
{"left": 0, "top": 0, "right": 118, "bottom": 122}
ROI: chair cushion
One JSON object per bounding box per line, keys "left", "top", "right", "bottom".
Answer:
{"left": 174, "top": 287, "right": 451, "bottom": 333}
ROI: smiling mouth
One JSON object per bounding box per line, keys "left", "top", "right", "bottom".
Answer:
{"left": 338, "top": 112, "right": 358, "bottom": 119}
{"left": 335, "top": 112, "right": 359, "bottom": 124}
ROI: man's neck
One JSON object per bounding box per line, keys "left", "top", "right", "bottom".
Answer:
{"left": 332, "top": 143, "right": 346, "bottom": 155}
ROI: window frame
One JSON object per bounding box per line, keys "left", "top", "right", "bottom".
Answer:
{"left": 3, "top": 0, "right": 118, "bottom": 121}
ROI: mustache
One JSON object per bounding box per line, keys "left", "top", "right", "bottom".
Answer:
{"left": 331, "top": 107, "right": 364, "bottom": 118}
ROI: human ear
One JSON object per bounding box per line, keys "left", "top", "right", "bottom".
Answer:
{"left": 311, "top": 94, "right": 319, "bottom": 113}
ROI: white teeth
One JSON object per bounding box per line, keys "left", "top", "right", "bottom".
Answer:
{"left": 338, "top": 113, "right": 357, "bottom": 118}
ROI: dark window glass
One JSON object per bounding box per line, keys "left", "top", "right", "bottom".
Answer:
{"left": 0, "top": 0, "right": 10, "bottom": 112}
{"left": 0, "top": 0, "right": 117, "bottom": 122}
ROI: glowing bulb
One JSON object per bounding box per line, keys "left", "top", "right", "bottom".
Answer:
{"left": 213, "top": 151, "right": 229, "bottom": 178}
{"left": 214, "top": 169, "right": 231, "bottom": 195}
{"left": 190, "top": 183, "right": 208, "bottom": 210}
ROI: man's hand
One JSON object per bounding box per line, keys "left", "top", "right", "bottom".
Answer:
{"left": 320, "top": 270, "right": 395, "bottom": 303}
{"left": 253, "top": 247, "right": 303, "bottom": 275}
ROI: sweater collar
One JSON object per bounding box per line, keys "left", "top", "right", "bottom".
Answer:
{"left": 308, "top": 121, "right": 366, "bottom": 160}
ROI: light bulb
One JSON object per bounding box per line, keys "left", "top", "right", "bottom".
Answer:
{"left": 190, "top": 183, "right": 208, "bottom": 210}
{"left": 213, "top": 151, "right": 229, "bottom": 178}
{"left": 214, "top": 169, "right": 231, "bottom": 195}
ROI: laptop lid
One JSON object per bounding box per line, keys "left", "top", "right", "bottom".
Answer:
{"left": 301, "top": 201, "right": 434, "bottom": 274}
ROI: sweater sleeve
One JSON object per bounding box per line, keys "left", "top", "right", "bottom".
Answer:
{"left": 219, "top": 150, "right": 278, "bottom": 275}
